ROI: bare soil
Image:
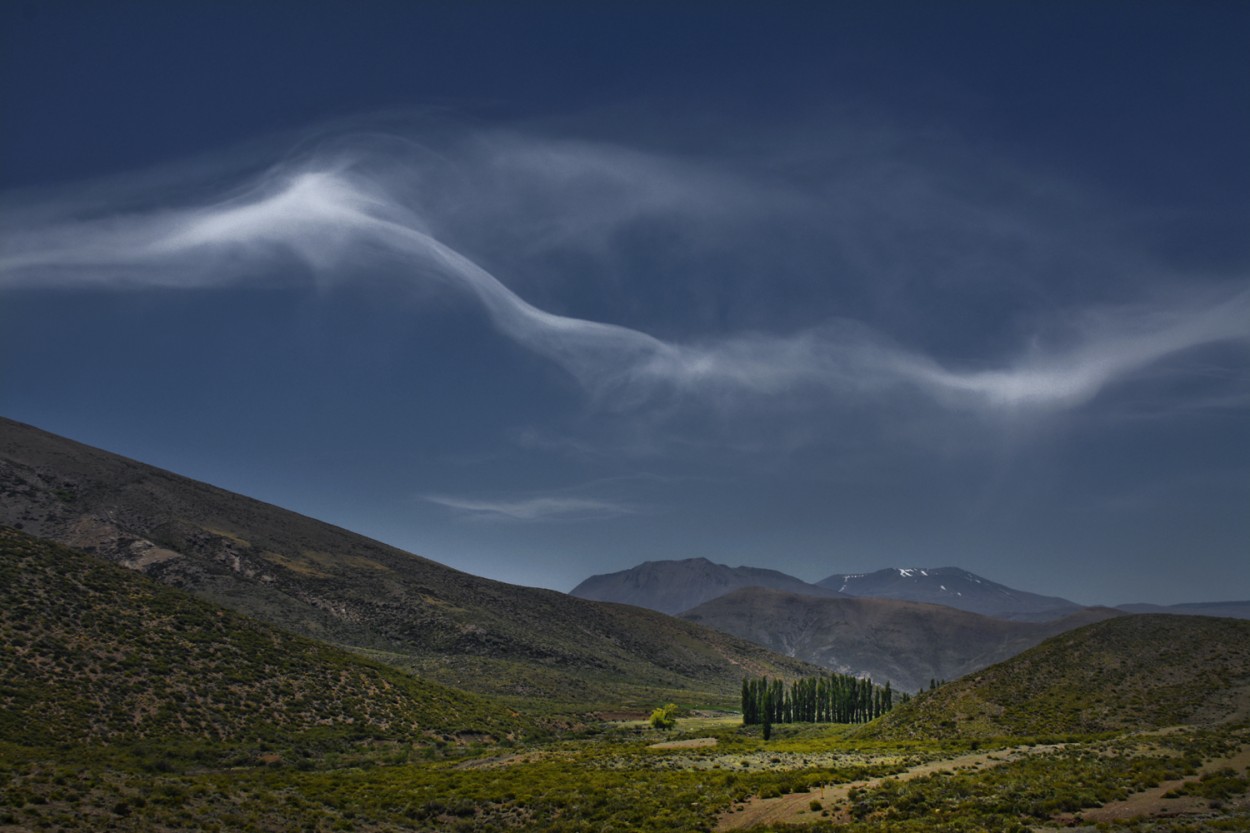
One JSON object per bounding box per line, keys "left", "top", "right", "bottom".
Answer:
{"left": 648, "top": 737, "right": 718, "bottom": 750}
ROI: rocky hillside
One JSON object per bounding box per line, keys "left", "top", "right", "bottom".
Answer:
{"left": 860, "top": 614, "right": 1250, "bottom": 740}
{"left": 0, "top": 526, "right": 526, "bottom": 749}
{"left": 680, "top": 586, "right": 1121, "bottom": 693}
{"left": 0, "top": 417, "right": 817, "bottom": 709}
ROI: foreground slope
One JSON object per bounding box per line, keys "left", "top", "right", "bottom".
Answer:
{"left": 0, "top": 526, "right": 524, "bottom": 748}
{"left": 0, "top": 418, "right": 815, "bottom": 707}
{"left": 681, "top": 586, "right": 1120, "bottom": 692}
{"left": 818, "top": 566, "right": 1082, "bottom": 620}
{"left": 570, "top": 556, "right": 841, "bottom": 615}
{"left": 861, "top": 613, "right": 1250, "bottom": 740}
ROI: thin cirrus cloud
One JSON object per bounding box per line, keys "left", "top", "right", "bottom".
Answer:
{"left": 1, "top": 126, "right": 1247, "bottom": 422}
{"left": 887, "top": 289, "right": 1250, "bottom": 411}
{"left": 422, "top": 494, "right": 639, "bottom": 522}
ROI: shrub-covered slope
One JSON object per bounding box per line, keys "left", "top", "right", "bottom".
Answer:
{"left": 860, "top": 613, "right": 1250, "bottom": 740}
{"left": 0, "top": 526, "right": 526, "bottom": 748}
{"left": 0, "top": 417, "right": 816, "bottom": 708}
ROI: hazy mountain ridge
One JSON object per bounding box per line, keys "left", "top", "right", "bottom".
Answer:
{"left": 1117, "top": 600, "right": 1250, "bottom": 619}
{"left": 574, "top": 558, "right": 1248, "bottom": 628}
{"left": 0, "top": 417, "right": 817, "bottom": 707}
{"left": 859, "top": 614, "right": 1250, "bottom": 740}
{"left": 572, "top": 559, "right": 1086, "bottom": 622}
{"left": 569, "top": 556, "right": 842, "bottom": 615}
{"left": 680, "top": 586, "right": 1122, "bottom": 693}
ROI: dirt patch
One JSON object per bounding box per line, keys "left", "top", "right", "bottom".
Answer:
{"left": 454, "top": 751, "right": 551, "bottom": 770}
{"left": 649, "top": 737, "right": 718, "bottom": 750}
{"left": 121, "top": 542, "right": 183, "bottom": 570}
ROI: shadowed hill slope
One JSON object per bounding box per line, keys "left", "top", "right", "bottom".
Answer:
{"left": 0, "top": 417, "right": 817, "bottom": 708}
{"left": 859, "top": 614, "right": 1250, "bottom": 740}
{"left": 0, "top": 526, "right": 526, "bottom": 748}
{"left": 680, "top": 586, "right": 1121, "bottom": 693}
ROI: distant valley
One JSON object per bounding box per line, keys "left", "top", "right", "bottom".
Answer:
{"left": 572, "top": 553, "right": 1250, "bottom": 692}
{"left": 680, "top": 587, "right": 1121, "bottom": 694}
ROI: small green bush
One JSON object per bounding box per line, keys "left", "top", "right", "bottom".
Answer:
{"left": 649, "top": 704, "right": 678, "bottom": 731}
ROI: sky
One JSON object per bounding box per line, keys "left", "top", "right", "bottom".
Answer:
{"left": 1, "top": 1, "right": 1247, "bottom": 606}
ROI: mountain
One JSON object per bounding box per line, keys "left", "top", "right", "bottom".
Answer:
{"left": 0, "top": 526, "right": 526, "bottom": 750}
{"left": 570, "top": 560, "right": 1088, "bottom": 622}
{"left": 569, "top": 557, "right": 841, "bottom": 615}
{"left": 817, "top": 566, "right": 1083, "bottom": 620}
{"left": 0, "top": 417, "right": 817, "bottom": 709}
{"left": 860, "top": 614, "right": 1250, "bottom": 740}
{"left": 680, "top": 586, "right": 1122, "bottom": 693}
{"left": 1117, "top": 600, "right": 1250, "bottom": 620}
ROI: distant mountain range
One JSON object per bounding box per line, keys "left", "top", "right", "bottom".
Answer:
{"left": 0, "top": 417, "right": 815, "bottom": 709}
{"left": 570, "top": 555, "right": 1249, "bottom": 691}
{"left": 570, "top": 557, "right": 840, "bottom": 615}
{"left": 1116, "top": 600, "right": 1250, "bottom": 619}
{"left": 816, "top": 566, "right": 1083, "bottom": 620}
{"left": 571, "top": 557, "right": 1250, "bottom": 622}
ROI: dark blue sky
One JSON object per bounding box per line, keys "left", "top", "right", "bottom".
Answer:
{"left": 2, "top": 1, "right": 1248, "bottom": 604}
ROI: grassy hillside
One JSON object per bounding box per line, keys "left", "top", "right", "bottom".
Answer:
{"left": 0, "top": 526, "right": 527, "bottom": 753}
{"left": 860, "top": 613, "right": 1250, "bottom": 740}
{"left": 0, "top": 417, "right": 816, "bottom": 710}
{"left": 681, "top": 586, "right": 1120, "bottom": 693}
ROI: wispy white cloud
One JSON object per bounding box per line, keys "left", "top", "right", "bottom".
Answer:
{"left": 886, "top": 289, "right": 1250, "bottom": 411}
{"left": 1, "top": 125, "right": 1246, "bottom": 429}
{"left": 423, "top": 493, "right": 639, "bottom": 522}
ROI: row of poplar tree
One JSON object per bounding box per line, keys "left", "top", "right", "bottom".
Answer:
{"left": 741, "top": 673, "right": 898, "bottom": 730}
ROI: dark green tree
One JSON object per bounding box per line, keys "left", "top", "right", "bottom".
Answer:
{"left": 741, "top": 672, "right": 896, "bottom": 727}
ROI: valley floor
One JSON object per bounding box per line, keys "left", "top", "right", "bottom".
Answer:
{"left": 3, "top": 719, "right": 1249, "bottom": 832}
{"left": 720, "top": 735, "right": 1250, "bottom": 832}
